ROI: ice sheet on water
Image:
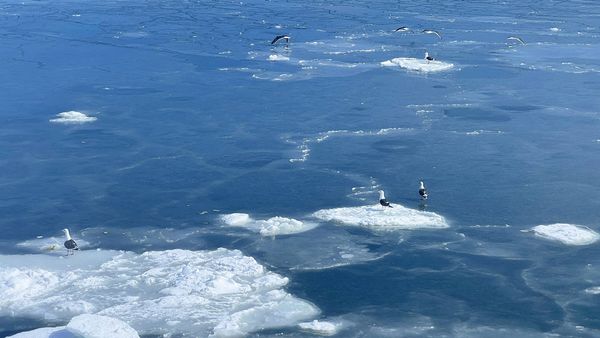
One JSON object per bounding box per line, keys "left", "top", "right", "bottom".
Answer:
{"left": 530, "top": 223, "right": 600, "bottom": 246}
{"left": 251, "top": 227, "right": 391, "bottom": 271}
{"left": 49, "top": 111, "right": 97, "bottom": 124}
{"left": 220, "top": 213, "right": 318, "bottom": 236}
{"left": 381, "top": 57, "right": 455, "bottom": 72}
{"left": 10, "top": 314, "right": 140, "bottom": 338}
{"left": 312, "top": 204, "right": 448, "bottom": 231}
{"left": 0, "top": 249, "right": 319, "bottom": 337}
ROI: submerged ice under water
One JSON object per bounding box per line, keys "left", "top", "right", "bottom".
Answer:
{"left": 2, "top": 0, "right": 600, "bottom": 336}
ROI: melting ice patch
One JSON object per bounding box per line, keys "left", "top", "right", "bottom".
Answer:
{"left": 530, "top": 223, "right": 600, "bottom": 246}
{"left": 220, "top": 213, "right": 317, "bottom": 236}
{"left": 0, "top": 249, "right": 319, "bottom": 337}
{"left": 268, "top": 54, "right": 290, "bottom": 61}
{"left": 312, "top": 204, "right": 448, "bottom": 231}
{"left": 381, "top": 58, "right": 455, "bottom": 72}
{"left": 49, "top": 111, "right": 97, "bottom": 124}
{"left": 10, "top": 314, "right": 140, "bottom": 338}
{"left": 17, "top": 236, "right": 91, "bottom": 254}
{"left": 287, "top": 127, "right": 412, "bottom": 163}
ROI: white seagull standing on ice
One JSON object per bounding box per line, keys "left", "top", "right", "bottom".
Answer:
{"left": 379, "top": 190, "right": 393, "bottom": 208}
{"left": 63, "top": 228, "right": 79, "bottom": 255}
{"left": 424, "top": 51, "right": 434, "bottom": 61}
{"left": 419, "top": 181, "right": 428, "bottom": 200}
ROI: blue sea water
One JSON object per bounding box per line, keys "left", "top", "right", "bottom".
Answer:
{"left": 2, "top": 0, "right": 600, "bottom": 336}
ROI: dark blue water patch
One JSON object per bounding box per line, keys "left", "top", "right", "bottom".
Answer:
{"left": 290, "top": 250, "right": 564, "bottom": 331}
{"left": 495, "top": 105, "right": 542, "bottom": 112}
{"left": 60, "top": 129, "right": 138, "bottom": 152}
{"left": 566, "top": 300, "right": 600, "bottom": 330}
{"left": 208, "top": 168, "right": 358, "bottom": 214}
{"left": 443, "top": 107, "right": 511, "bottom": 122}
{"left": 371, "top": 139, "right": 424, "bottom": 154}
{"left": 206, "top": 151, "right": 283, "bottom": 169}
{"left": 432, "top": 85, "right": 447, "bottom": 89}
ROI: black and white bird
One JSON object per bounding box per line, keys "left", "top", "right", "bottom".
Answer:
{"left": 422, "top": 29, "right": 442, "bottom": 39}
{"left": 507, "top": 36, "right": 525, "bottom": 45}
{"left": 424, "top": 51, "right": 434, "bottom": 61}
{"left": 63, "top": 228, "right": 79, "bottom": 255}
{"left": 271, "top": 34, "right": 290, "bottom": 45}
{"left": 394, "top": 26, "right": 410, "bottom": 32}
{"left": 379, "top": 190, "right": 393, "bottom": 208}
{"left": 419, "top": 181, "right": 428, "bottom": 200}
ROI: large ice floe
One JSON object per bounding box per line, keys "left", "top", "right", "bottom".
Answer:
{"left": 381, "top": 57, "right": 454, "bottom": 72}
{"left": 220, "top": 213, "right": 317, "bottom": 236}
{"left": 0, "top": 249, "right": 319, "bottom": 337}
{"left": 530, "top": 223, "right": 600, "bottom": 246}
{"left": 9, "top": 314, "right": 140, "bottom": 338}
{"left": 49, "top": 111, "right": 97, "bottom": 124}
{"left": 312, "top": 204, "right": 448, "bottom": 231}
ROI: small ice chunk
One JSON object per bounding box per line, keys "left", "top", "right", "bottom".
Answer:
{"left": 67, "top": 314, "right": 139, "bottom": 338}
{"left": 381, "top": 57, "right": 454, "bottom": 72}
{"left": 220, "top": 213, "right": 251, "bottom": 226}
{"left": 312, "top": 204, "right": 448, "bottom": 231}
{"left": 584, "top": 286, "right": 600, "bottom": 294}
{"left": 531, "top": 223, "right": 600, "bottom": 246}
{"left": 49, "top": 111, "right": 97, "bottom": 124}
{"left": 298, "top": 320, "right": 341, "bottom": 336}
{"left": 268, "top": 54, "right": 290, "bottom": 61}
{"left": 550, "top": 27, "right": 561, "bottom": 32}
{"left": 221, "top": 213, "right": 317, "bottom": 236}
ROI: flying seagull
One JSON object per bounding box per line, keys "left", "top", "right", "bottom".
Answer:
{"left": 419, "top": 181, "right": 428, "bottom": 200}
{"left": 63, "top": 228, "right": 79, "bottom": 255}
{"left": 507, "top": 36, "right": 525, "bottom": 45}
{"left": 422, "top": 29, "right": 442, "bottom": 39}
{"left": 394, "top": 26, "right": 410, "bottom": 32}
{"left": 271, "top": 34, "right": 290, "bottom": 45}
{"left": 379, "top": 190, "right": 393, "bottom": 208}
{"left": 424, "top": 51, "right": 434, "bottom": 61}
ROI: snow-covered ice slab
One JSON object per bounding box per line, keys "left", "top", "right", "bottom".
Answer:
{"left": 0, "top": 249, "right": 319, "bottom": 337}
{"left": 531, "top": 223, "right": 600, "bottom": 246}
{"left": 221, "top": 213, "right": 318, "bottom": 236}
{"left": 49, "top": 111, "right": 97, "bottom": 124}
{"left": 9, "top": 314, "right": 140, "bottom": 338}
{"left": 312, "top": 204, "right": 448, "bottom": 231}
{"left": 381, "top": 57, "right": 454, "bottom": 72}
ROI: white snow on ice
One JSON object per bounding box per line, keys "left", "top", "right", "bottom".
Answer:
{"left": 531, "top": 223, "right": 600, "bottom": 246}
{"left": 0, "top": 248, "right": 319, "bottom": 337}
{"left": 49, "top": 111, "right": 97, "bottom": 124}
{"left": 10, "top": 314, "right": 140, "bottom": 338}
{"left": 268, "top": 54, "right": 290, "bottom": 61}
{"left": 312, "top": 204, "right": 448, "bottom": 231}
{"left": 381, "top": 57, "right": 455, "bottom": 72}
{"left": 298, "top": 319, "right": 342, "bottom": 336}
{"left": 221, "top": 213, "right": 317, "bottom": 236}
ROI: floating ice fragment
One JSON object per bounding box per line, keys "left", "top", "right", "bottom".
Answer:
{"left": 313, "top": 204, "right": 448, "bottom": 230}
{"left": 49, "top": 111, "right": 97, "bottom": 124}
{"left": 381, "top": 57, "right": 454, "bottom": 72}
{"left": 220, "top": 213, "right": 317, "bottom": 236}
{"left": 531, "top": 223, "right": 600, "bottom": 245}
{"left": 298, "top": 320, "right": 341, "bottom": 336}
{"left": 8, "top": 314, "right": 139, "bottom": 338}
{"left": 584, "top": 286, "right": 600, "bottom": 294}
{"left": 268, "top": 54, "right": 290, "bottom": 61}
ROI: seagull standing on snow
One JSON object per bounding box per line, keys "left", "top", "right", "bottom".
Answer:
{"left": 424, "top": 51, "right": 434, "bottom": 61}
{"left": 271, "top": 34, "right": 290, "bottom": 45}
{"left": 422, "top": 29, "right": 442, "bottom": 39}
{"left": 419, "top": 181, "right": 428, "bottom": 200}
{"left": 379, "top": 190, "right": 393, "bottom": 208}
{"left": 63, "top": 228, "right": 79, "bottom": 255}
